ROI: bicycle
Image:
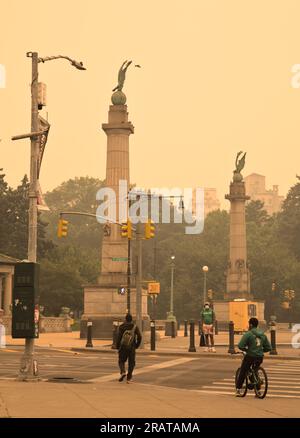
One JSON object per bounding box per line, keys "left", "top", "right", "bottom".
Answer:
{"left": 235, "top": 352, "right": 268, "bottom": 399}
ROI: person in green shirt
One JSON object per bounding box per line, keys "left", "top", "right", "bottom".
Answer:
{"left": 235, "top": 317, "right": 271, "bottom": 397}
{"left": 201, "top": 302, "right": 216, "bottom": 352}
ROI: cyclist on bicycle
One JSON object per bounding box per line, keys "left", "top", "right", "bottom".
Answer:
{"left": 235, "top": 317, "right": 271, "bottom": 397}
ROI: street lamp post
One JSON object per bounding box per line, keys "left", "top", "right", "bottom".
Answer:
{"left": 19, "top": 51, "right": 86, "bottom": 380}
{"left": 202, "top": 265, "right": 209, "bottom": 308}
{"left": 168, "top": 255, "right": 176, "bottom": 320}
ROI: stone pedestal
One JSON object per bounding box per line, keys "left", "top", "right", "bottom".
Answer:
{"left": 80, "top": 286, "right": 149, "bottom": 338}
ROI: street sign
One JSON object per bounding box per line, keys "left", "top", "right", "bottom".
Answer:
{"left": 12, "top": 262, "right": 40, "bottom": 339}
{"left": 148, "top": 282, "right": 160, "bottom": 294}
{"left": 112, "top": 257, "right": 128, "bottom": 262}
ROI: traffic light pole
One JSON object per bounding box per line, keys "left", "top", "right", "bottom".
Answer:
{"left": 127, "top": 238, "right": 131, "bottom": 313}
{"left": 19, "top": 51, "right": 39, "bottom": 380}
{"left": 136, "top": 222, "right": 144, "bottom": 348}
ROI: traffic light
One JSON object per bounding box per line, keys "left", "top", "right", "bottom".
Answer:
{"left": 57, "top": 218, "right": 68, "bottom": 238}
{"left": 207, "top": 289, "right": 213, "bottom": 300}
{"left": 284, "top": 290, "right": 290, "bottom": 299}
{"left": 121, "top": 220, "right": 132, "bottom": 239}
{"left": 272, "top": 282, "right": 276, "bottom": 292}
{"left": 290, "top": 290, "right": 295, "bottom": 299}
{"left": 145, "top": 219, "right": 155, "bottom": 239}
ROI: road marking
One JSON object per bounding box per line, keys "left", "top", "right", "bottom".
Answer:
{"left": 89, "top": 357, "right": 196, "bottom": 383}
{"left": 212, "top": 380, "right": 300, "bottom": 388}
{"left": 0, "top": 349, "right": 20, "bottom": 353}
{"left": 194, "top": 389, "right": 300, "bottom": 399}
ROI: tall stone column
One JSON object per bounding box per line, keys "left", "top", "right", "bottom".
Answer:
{"left": 3, "top": 273, "right": 12, "bottom": 315}
{"left": 225, "top": 165, "right": 251, "bottom": 300}
{"left": 100, "top": 96, "right": 134, "bottom": 282}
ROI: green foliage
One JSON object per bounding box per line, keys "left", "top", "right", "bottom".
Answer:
{"left": 278, "top": 179, "right": 300, "bottom": 260}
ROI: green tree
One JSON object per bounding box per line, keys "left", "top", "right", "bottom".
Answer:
{"left": 278, "top": 178, "right": 300, "bottom": 260}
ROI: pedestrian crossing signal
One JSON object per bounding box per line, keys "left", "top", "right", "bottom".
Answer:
{"left": 57, "top": 218, "right": 68, "bottom": 238}
{"left": 145, "top": 219, "right": 155, "bottom": 239}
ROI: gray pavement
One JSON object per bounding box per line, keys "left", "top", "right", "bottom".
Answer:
{"left": 1, "top": 332, "right": 300, "bottom": 418}
{"left": 0, "top": 345, "right": 300, "bottom": 417}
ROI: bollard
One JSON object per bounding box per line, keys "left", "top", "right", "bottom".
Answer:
{"left": 177, "top": 321, "right": 181, "bottom": 331}
{"left": 188, "top": 320, "right": 196, "bottom": 352}
{"left": 111, "top": 320, "right": 119, "bottom": 350}
{"left": 184, "top": 320, "right": 188, "bottom": 337}
{"left": 228, "top": 321, "right": 236, "bottom": 354}
{"left": 269, "top": 321, "right": 278, "bottom": 355}
{"left": 198, "top": 320, "right": 201, "bottom": 336}
{"left": 150, "top": 320, "right": 156, "bottom": 351}
{"left": 215, "top": 320, "right": 219, "bottom": 335}
{"left": 86, "top": 320, "right": 93, "bottom": 348}
{"left": 171, "top": 320, "right": 176, "bottom": 338}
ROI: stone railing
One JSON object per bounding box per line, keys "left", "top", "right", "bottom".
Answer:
{"left": 0, "top": 315, "right": 72, "bottom": 335}
{"left": 39, "top": 316, "right": 72, "bottom": 333}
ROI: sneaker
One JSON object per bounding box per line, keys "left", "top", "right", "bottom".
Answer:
{"left": 204, "top": 347, "right": 209, "bottom": 352}
{"left": 118, "top": 374, "right": 126, "bottom": 382}
{"left": 235, "top": 389, "right": 244, "bottom": 397}
{"left": 211, "top": 347, "right": 216, "bottom": 353}
{"left": 126, "top": 379, "right": 133, "bottom": 384}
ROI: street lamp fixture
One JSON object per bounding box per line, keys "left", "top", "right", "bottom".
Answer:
{"left": 202, "top": 265, "right": 209, "bottom": 307}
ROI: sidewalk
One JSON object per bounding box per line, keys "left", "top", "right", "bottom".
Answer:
{"left": 4, "top": 330, "right": 300, "bottom": 359}
{"left": 0, "top": 379, "right": 299, "bottom": 418}
{"left": 5, "top": 332, "right": 110, "bottom": 349}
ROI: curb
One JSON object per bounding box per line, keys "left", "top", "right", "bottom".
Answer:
{"left": 71, "top": 347, "right": 300, "bottom": 361}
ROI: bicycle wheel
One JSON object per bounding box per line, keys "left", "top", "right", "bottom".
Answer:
{"left": 254, "top": 367, "right": 268, "bottom": 399}
{"left": 235, "top": 367, "right": 248, "bottom": 397}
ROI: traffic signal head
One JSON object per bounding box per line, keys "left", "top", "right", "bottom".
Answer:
{"left": 57, "top": 218, "right": 68, "bottom": 238}
{"left": 207, "top": 289, "right": 213, "bottom": 300}
{"left": 145, "top": 219, "right": 155, "bottom": 239}
{"left": 121, "top": 220, "right": 132, "bottom": 239}
{"left": 272, "top": 282, "right": 276, "bottom": 291}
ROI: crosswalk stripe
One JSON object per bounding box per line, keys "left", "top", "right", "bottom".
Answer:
{"left": 202, "top": 385, "right": 300, "bottom": 395}
{"left": 90, "top": 357, "right": 196, "bottom": 383}
{"left": 210, "top": 381, "right": 300, "bottom": 389}
{"left": 194, "top": 389, "right": 300, "bottom": 399}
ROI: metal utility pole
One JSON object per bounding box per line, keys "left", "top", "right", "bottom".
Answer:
{"left": 127, "top": 238, "right": 131, "bottom": 313}
{"left": 170, "top": 258, "right": 175, "bottom": 316}
{"left": 15, "top": 52, "right": 86, "bottom": 380}
{"left": 135, "top": 221, "right": 143, "bottom": 347}
{"left": 18, "top": 52, "right": 39, "bottom": 380}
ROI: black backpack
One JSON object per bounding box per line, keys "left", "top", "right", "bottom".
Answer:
{"left": 120, "top": 324, "right": 136, "bottom": 350}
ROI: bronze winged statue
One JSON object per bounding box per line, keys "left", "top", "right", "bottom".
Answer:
{"left": 235, "top": 151, "right": 247, "bottom": 174}
{"left": 112, "top": 60, "right": 133, "bottom": 92}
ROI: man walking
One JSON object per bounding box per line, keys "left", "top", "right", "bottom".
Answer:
{"left": 201, "top": 302, "right": 216, "bottom": 352}
{"left": 116, "top": 313, "right": 142, "bottom": 383}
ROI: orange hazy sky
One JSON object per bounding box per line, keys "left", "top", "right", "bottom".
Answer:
{"left": 1, "top": 0, "right": 300, "bottom": 208}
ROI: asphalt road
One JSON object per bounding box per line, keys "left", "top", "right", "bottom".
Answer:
{"left": 1, "top": 346, "right": 300, "bottom": 399}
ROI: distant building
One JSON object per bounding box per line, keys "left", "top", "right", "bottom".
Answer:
{"left": 244, "top": 173, "right": 284, "bottom": 215}
{"left": 193, "top": 188, "right": 221, "bottom": 217}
